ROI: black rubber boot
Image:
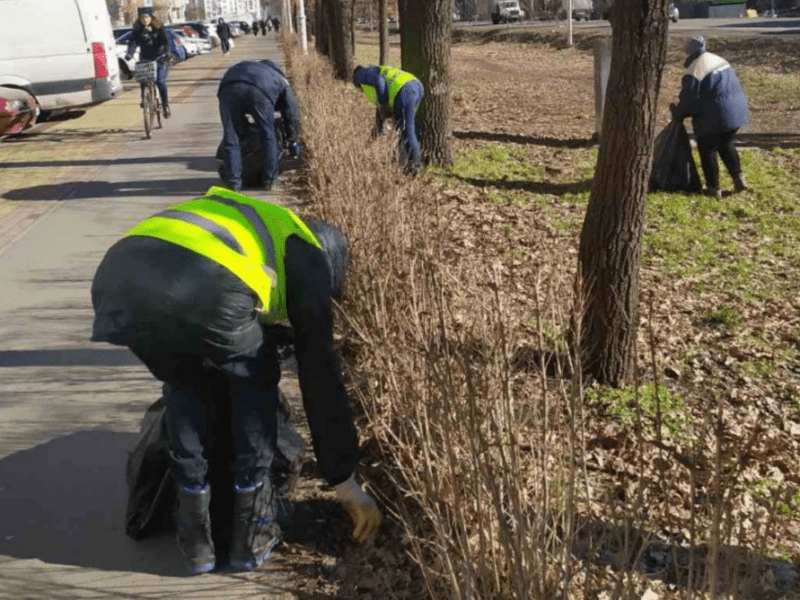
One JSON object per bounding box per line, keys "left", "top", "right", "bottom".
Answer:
{"left": 176, "top": 485, "right": 216, "bottom": 574}
{"left": 229, "top": 482, "right": 282, "bottom": 571}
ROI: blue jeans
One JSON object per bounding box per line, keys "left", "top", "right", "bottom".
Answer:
{"left": 393, "top": 79, "right": 424, "bottom": 168}
{"left": 218, "top": 82, "right": 279, "bottom": 189}
{"left": 156, "top": 62, "right": 169, "bottom": 106}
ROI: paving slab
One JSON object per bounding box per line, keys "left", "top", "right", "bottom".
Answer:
{"left": 0, "top": 33, "right": 321, "bottom": 598}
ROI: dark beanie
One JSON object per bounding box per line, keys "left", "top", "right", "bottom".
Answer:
{"left": 685, "top": 35, "right": 705, "bottom": 56}
{"left": 138, "top": 6, "right": 154, "bottom": 17}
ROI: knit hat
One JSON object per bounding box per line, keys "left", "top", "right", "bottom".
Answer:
{"left": 685, "top": 35, "right": 705, "bottom": 56}
{"left": 137, "top": 7, "right": 154, "bottom": 17}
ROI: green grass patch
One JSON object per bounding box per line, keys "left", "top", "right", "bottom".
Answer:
{"left": 586, "top": 383, "right": 693, "bottom": 443}
{"left": 645, "top": 148, "right": 800, "bottom": 302}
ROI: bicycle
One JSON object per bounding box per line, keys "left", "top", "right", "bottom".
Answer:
{"left": 133, "top": 56, "right": 167, "bottom": 139}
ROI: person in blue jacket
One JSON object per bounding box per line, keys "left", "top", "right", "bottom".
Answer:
{"left": 671, "top": 36, "right": 749, "bottom": 199}
{"left": 126, "top": 7, "right": 171, "bottom": 118}
{"left": 217, "top": 60, "right": 302, "bottom": 192}
{"left": 91, "top": 187, "right": 381, "bottom": 574}
{"left": 352, "top": 65, "right": 425, "bottom": 175}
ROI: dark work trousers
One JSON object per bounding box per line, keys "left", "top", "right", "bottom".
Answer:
{"left": 218, "top": 82, "right": 279, "bottom": 189}
{"left": 695, "top": 129, "right": 741, "bottom": 189}
{"left": 220, "top": 38, "right": 230, "bottom": 54}
{"left": 131, "top": 341, "right": 281, "bottom": 491}
{"left": 393, "top": 79, "right": 425, "bottom": 169}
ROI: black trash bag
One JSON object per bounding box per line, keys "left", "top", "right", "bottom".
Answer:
{"left": 650, "top": 119, "right": 702, "bottom": 193}
{"left": 215, "top": 115, "right": 286, "bottom": 188}
{"left": 124, "top": 383, "right": 306, "bottom": 549}
{"left": 124, "top": 398, "right": 175, "bottom": 540}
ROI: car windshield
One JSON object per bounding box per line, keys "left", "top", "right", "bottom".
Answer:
{"left": 115, "top": 31, "right": 131, "bottom": 43}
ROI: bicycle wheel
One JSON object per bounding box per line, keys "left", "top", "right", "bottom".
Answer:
{"left": 142, "top": 84, "right": 153, "bottom": 139}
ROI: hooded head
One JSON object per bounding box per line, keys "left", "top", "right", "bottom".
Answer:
{"left": 352, "top": 65, "right": 364, "bottom": 89}
{"left": 685, "top": 35, "right": 705, "bottom": 57}
{"left": 303, "top": 220, "right": 349, "bottom": 300}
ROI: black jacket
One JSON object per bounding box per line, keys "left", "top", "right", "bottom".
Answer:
{"left": 216, "top": 22, "right": 231, "bottom": 40}
{"left": 218, "top": 61, "right": 302, "bottom": 143}
{"left": 128, "top": 21, "right": 168, "bottom": 61}
{"left": 91, "top": 233, "right": 359, "bottom": 486}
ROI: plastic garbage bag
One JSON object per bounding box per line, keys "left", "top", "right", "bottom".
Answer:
{"left": 215, "top": 115, "right": 289, "bottom": 188}
{"left": 650, "top": 119, "right": 702, "bottom": 193}
{"left": 125, "top": 385, "right": 306, "bottom": 542}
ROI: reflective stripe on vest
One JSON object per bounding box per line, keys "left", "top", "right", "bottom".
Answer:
{"left": 123, "top": 186, "right": 322, "bottom": 323}
{"left": 360, "top": 66, "right": 418, "bottom": 111}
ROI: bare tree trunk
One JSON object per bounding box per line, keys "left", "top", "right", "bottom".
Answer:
{"left": 320, "top": 0, "right": 353, "bottom": 79}
{"left": 378, "top": 0, "right": 388, "bottom": 64}
{"left": 577, "top": 0, "right": 669, "bottom": 386}
{"left": 398, "top": 0, "right": 453, "bottom": 167}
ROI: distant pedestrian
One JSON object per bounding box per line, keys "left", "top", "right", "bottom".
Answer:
{"left": 260, "top": 19, "right": 267, "bottom": 35}
{"left": 252, "top": 20, "right": 259, "bottom": 36}
{"left": 670, "top": 36, "right": 749, "bottom": 199}
{"left": 272, "top": 17, "right": 280, "bottom": 32}
{"left": 352, "top": 64, "right": 425, "bottom": 174}
{"left": 216, "top": 18, "right": 232, "bottom": 56}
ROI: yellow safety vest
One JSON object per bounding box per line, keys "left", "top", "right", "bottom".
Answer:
{"left": 123, "top": 186, "right": 322, "bottom": 323}
{"left": 360, "top": 66, "right": 418, "bottom": 111}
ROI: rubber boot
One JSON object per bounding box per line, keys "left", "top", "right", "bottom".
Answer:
{"left": 732, "top": 173, "right": 748, "bottom": 193}
{"left": 176, "top": 485, "right": 216, "bottom": 574}
{"left": 229, "top": 482, "right": 282, "bottom": 571}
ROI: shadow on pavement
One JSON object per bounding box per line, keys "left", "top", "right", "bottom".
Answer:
{"left": 0, "top": 155, "right": 218, "bottom": 172}
{"left": 0, "top": 429, "right": 187, "bottom": 576}
{"left": 3, "top": 178, "right": 223, "bottom": 201}
{"left": 0, "top": 348, "right": 141, "bottom": 368}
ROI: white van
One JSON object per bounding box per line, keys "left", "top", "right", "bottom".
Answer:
{"left": 0, "top": 0, "right": 123, "bottom": 118}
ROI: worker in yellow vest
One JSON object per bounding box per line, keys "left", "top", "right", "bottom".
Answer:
{"left": 90, "top": 186, "right": 381, "bottom": 574}
{"left": 352, "top": 64, "right": 424, "bottom": 174}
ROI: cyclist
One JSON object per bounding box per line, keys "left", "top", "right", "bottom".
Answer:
{"left": 126, "top": 7, "right": 171, "bottom": 118}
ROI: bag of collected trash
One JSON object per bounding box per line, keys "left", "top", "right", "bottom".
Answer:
{"left": 124, "top": 397, "right": 174, "bottom": 540}
{"left": 650, "top": 119, "right": 702, "bottom": 193}
{"left": 125, "top": 384, "right": 306, "bottom": 542}
{"left": 215, "top": 115, "right": 287, "bottom": 188}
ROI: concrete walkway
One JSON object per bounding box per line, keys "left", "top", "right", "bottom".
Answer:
{"left": 0, "top": 33, "right": 315, "bottom": 599}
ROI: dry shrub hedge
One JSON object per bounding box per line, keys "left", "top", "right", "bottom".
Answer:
{"left": 288, "top": 48, "right": 586, "bottom": 599}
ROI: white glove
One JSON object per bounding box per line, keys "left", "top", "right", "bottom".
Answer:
{"left": 334, "top": 474, "right": 382, "bottom": 543}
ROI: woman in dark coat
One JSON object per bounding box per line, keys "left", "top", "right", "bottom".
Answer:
{"left": 126, "top": 7, "right": 172, "bottom": 118}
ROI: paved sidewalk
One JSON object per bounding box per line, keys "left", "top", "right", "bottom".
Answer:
{"left": 0, "top": 33, "right": 313, "bottom": 599}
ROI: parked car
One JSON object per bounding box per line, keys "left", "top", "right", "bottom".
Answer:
{"left": 0, "top": 0, "right": 123, "bottom": 121}
{"left": 491, "top": 0, "right": 523, "bottom": 24}
{"left": 668, "top": 2, "right": 679, "bottom": 22}
{"left": 173, "top": 29, "right": 211, "bottom": 55}
{"left": 0, "top": 86, "right": 39, "bottom": 136}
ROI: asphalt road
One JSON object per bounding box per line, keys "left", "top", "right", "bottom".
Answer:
{"left": 455, "top": 16, "right": 800, "bottom": 38}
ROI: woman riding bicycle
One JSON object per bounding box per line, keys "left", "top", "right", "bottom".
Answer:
{"left": 126, "top": 7, "right": 171, "bottom": 118}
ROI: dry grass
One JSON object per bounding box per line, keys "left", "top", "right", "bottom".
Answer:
{"left": 285, "top": 30, "right": 800, "bottom": 600}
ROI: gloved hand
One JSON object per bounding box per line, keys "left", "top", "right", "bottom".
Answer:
{"left": 669, "top": 102, "right": 682, "bottom": 120}
{"left": 125, "top": 53, "right": 133, "bottom": 61}
{"left": 334, "top": 474, "right": 382, "bottom": 543}
{"left": 289, "top": 142, "right": 302, "bottom": 159}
